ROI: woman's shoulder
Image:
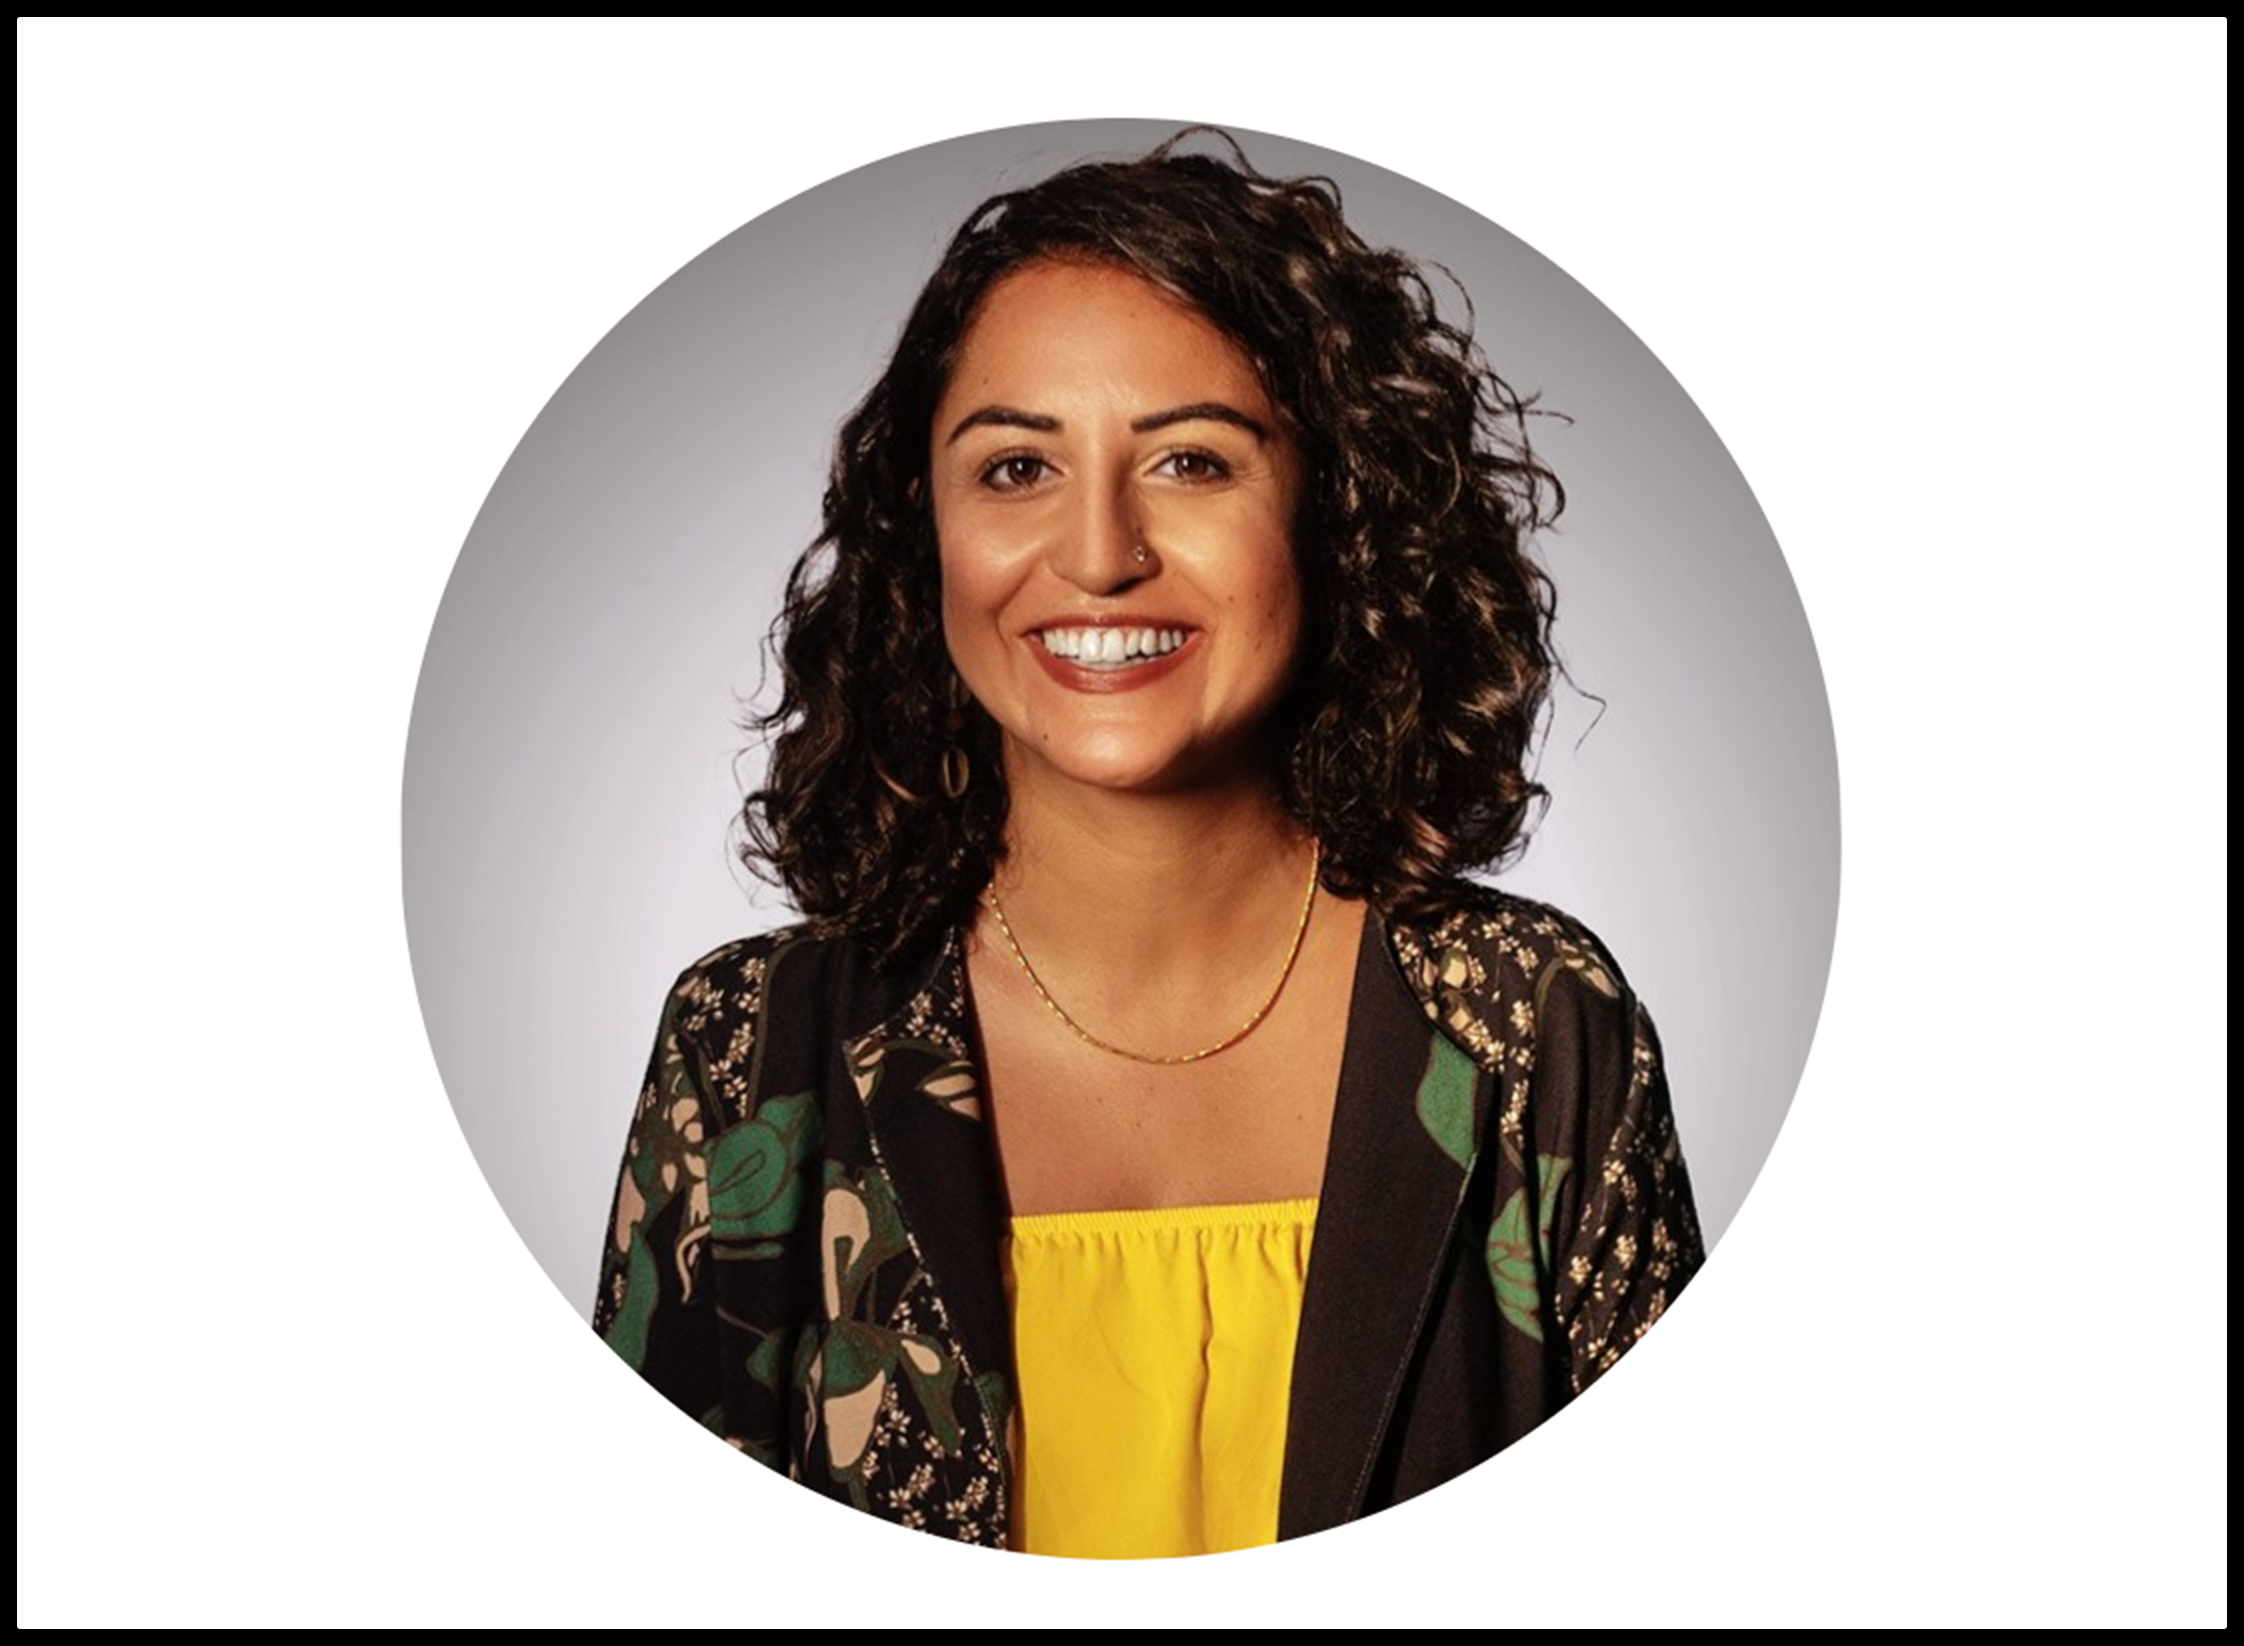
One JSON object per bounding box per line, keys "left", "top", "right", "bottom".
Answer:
{"left": 650, "top": 922, "right": 828, "bottom": 1052}
{"left": 1384, "top": 879, "right": 1642, "bottom": 1072}
{"left": 667, "top": 922, "right": 816, "bottom": 990}
{"left": 643, "top": 922, "right": 852, "bottom": 1129}
{"left": 660, "top": 919, "right": 933, "bottom": 1015}
{"left": 1388, "top": 878, "right": 1637, "bottom": 995}
{"left": 655, "top": 917, "right": 929, "bottom": 1059}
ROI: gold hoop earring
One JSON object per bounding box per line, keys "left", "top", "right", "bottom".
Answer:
{"left": 940, "top": 745, "right": 970, "bottom": 800}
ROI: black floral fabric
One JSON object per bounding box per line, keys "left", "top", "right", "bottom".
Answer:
{"left": 594, "top": 884, "right": 1704, "bottom": 1547}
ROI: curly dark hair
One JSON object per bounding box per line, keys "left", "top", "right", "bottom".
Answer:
{"left": 742, "top": 131, "right": 1563, "bottom": 964}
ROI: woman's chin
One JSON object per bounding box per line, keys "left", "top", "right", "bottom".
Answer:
{"left": 1021, "top": 753, "right": 1191, "bottom": 797}
{"left": 1006, "top": 734, "right": 1267, "bottom": 801}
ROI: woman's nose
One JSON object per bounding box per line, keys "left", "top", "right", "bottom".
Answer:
{"left": 1049, "top": 483, "right": 1149, "bottom": 595}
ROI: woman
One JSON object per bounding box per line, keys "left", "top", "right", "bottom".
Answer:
{"left": 594, "top": 133, "right": 1704, "bottom": 1557}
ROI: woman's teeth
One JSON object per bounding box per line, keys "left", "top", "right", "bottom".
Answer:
{"left": 1037, "top": 627, "right": 1188, "bottom": 667}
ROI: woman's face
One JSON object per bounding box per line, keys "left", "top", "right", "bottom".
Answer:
{"left": 930, "top": 259, "right": 1305, "bottom": 799}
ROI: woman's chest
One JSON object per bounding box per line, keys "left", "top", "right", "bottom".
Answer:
{"left": 979, "top": 1045, "right": 1345, "bottom": 1214}
{"left": 963, "top": 924, "right": 1361, "bottom": 1216}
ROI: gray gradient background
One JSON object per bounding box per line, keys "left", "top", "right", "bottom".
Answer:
{"left": 404, "top": 120, "right": 1840, "bottom": 1320}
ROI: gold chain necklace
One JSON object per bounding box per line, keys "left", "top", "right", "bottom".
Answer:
{"left": 982, "top": 839, "right": 1322, "bottom": 1066}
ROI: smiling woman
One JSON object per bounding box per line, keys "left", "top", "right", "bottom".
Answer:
{"left": 933, "top": 261, "right": 1306, "bottom": 798}
{"left": 591, "top": 131, "right": 1706, "bottom": 1558}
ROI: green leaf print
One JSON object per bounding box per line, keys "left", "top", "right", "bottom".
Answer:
{"left": 604, "top": 1231, "right": 661, "bottom": 1368}
{"left": 1487, "top": 1188, "right": 1542, "bottom": 1342}
{"left": 744, "top": 1330, "right": 786, "bottom": 1394}
{"left": 1489, "top": 1153, "right": 1573, "bottom": 1342}
{"left": 974, "top": 1371, "right": 1012, "bottom": 1443}
{"left": 1413, "top": 1033, "right": 1480, "bottom": 1171}
{"left": 708, "top": 1090, "right": 821, "bottom": 1245}
{"left": 821, "top": 1321, "right": 892, "bottom": 1398}
{"left": 1535, "top": 1154, "right": 1573, "bottom": 1275}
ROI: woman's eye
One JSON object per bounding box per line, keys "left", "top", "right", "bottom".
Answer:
{"left": 1156, "top": 449, "right": 1231, "bottom": 483}
{"left": 980, "top": 454, "right": 1053, "bottom": 491}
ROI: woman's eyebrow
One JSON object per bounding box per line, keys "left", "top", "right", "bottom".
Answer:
{"left": 944, "top": 406, "right": 1058, "bottom": 445}
{"left": 1130, "top": 402, "right": 1269, "bottom": 441}
{"left": 943, "top": 402, "right": 1271, "bottom": 446}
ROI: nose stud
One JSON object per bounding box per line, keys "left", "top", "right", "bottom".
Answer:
{"left": 1132, "top": 539, "right": 1151, "bottom": 566}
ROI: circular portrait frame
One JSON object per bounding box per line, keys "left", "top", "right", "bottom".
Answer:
{"left": 403, "top": 116, "right": 1841, "bottom": 1555}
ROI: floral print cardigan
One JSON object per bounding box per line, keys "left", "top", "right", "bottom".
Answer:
{"left": 593, "top": 885, "right": 1704, "bottom": 1547}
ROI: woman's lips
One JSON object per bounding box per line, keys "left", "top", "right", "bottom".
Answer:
{"left": 1026, "top": 625, "right": 1199, "bottom": 693}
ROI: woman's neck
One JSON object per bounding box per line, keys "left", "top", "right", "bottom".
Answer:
{"left": 980, "top": 762, "right": 1325, "bottom": 1024}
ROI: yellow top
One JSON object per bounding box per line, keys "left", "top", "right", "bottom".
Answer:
{"left": 1000, "top": 1198, "right": 1318, "bottom": 1560}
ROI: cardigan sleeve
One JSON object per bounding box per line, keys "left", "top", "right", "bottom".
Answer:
{"left": 1525, "top": 935, "right": 1706, "bottom": 1397}
{"left": 591, "top": 962, "right": 727, "bottom": 1431}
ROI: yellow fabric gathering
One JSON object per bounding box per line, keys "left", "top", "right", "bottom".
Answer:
{"left": 1002, "top": 1200, "right": 1318, "bottom": 1558}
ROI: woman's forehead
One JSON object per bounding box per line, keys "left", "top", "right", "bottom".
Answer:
{"left": 937, "top": 261, "right": 1278, "bottom": 429}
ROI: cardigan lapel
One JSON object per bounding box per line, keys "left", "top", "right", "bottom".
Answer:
{"left": 838, "top": 931, "right": 1015, "bottom": 1414}
{"left": 1278, "top": 909, "right": 1490, "bottom": 1540}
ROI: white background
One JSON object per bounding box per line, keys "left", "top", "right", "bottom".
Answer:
{"left": 18, "top": 19, "right": 2225, "bottom": 1628}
